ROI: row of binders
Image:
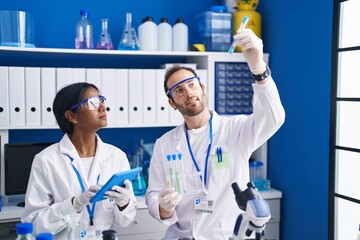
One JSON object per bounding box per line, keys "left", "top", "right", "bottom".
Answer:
{"left": 0, "top": 66, "right": 207, "bottom": 127}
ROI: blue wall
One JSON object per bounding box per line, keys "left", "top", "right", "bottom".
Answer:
{"left": 258, "top": 1, "right": 333, "bottom": 240}
{"left": 0, "top": 1, "right": 333, "bottom": 239}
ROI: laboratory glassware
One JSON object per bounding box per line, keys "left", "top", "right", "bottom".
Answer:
{"left": 96, "top": 19, "right": 114, "bottom": 50}
{"left": 118, "top": 12, "right": 140, "bottom": 50}
{"left": 75, "top": 10, "right": 94, "bottom": 49}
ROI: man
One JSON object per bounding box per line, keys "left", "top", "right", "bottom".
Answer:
{"left": 145, "top": 28, "right": 285, "bottom": 239}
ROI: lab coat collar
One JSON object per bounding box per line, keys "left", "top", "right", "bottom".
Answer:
{"left": 59, "top": 134, "right": 108, "bottom": 188}
{"left": 173, "top": 110, "right": 221, "bottom": 153}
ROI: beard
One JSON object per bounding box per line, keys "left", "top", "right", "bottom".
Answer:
{"left": 173, "top": 91, "right": 208, "bottom": 117}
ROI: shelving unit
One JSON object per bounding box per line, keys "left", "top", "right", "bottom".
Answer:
{"left": 0, "top": 47, "right": 280, "bottom": 239}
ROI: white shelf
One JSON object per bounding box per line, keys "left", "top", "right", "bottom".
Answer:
{"left": 0, "top": 46, "right": 244, "bottom": 58}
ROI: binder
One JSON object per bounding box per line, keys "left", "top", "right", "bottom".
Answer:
{"left": 197, "top": 69, "right": 208, "bottom": 94}
{"left": 56, "top": 68, "right": 72, "bottom": 92}
{"left": 100, "top": 69, "right": 116, "bottom": 126}
{"left": 72, "top": 68, "right": 86, "bottom": 83}
{"left": 0, "top": 67, "right": 9, "bottom": 126}
{"left": 128, "top": 69, "right": 143, "bottom": 125}
{"left": 9, "top": 67, "right": 25, "bottom": 126}
{"left": 41, "top": 68, "right": 57, "bottom": 126}
{"left": 142, "top": 69, "right": 156, "bottom": 125}
{"left": 25, "top": 67, "right": 41, "bottom": 126}
{"left": 86, "top": 68, "right": 101, "bottom": 90}
{"left": 115, "top": 69, "right": 129, "bottom": 125}
{"left": 156, "top": 69, "right": 169, "bottom": 124}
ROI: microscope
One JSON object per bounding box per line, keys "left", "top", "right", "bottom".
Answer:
{"left": 230, "top": 182, "right": 271, "bottom": 240}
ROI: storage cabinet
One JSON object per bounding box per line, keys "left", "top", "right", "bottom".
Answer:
{"left": 0, "top": 47, "right": 280, "bottom": 239}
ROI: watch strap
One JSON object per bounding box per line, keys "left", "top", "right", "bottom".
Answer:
{"left": 252, "top": 65, "right": 271, "bottom": 81}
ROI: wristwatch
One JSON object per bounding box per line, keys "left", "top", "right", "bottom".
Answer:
{"left": 252, "top": 65, "right": 271, "bottom": 81}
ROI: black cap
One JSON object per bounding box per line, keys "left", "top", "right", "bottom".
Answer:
{"left": 175, "top": 18, "right": 185, "bottom": 24}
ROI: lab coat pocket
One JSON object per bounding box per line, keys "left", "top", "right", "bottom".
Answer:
{"left": 211, "top": 145, "right": 231, "bottom": 185}
{"left": 220, "top": 217, "right": 236, "bottom": 239}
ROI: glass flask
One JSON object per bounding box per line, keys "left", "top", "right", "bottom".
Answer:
{"left": 118, "top": 12, "right": 140, "bottom": 50}
{"left": 96, "top": 18, "right": 114, "bottom": 50}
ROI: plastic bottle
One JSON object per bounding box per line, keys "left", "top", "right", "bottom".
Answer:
{"left": 102, "top": 230, "right": 118, "bottom": 240}
{"left": 118, "top": 12, "right": 140, "bottom": 50}
{"left": 35, "top": 233, "right": 53, "bottom": 240}
{"left": 96, "top": 19, "right": 114, "bottom": 50}
{"left": 138, "top": 16, "right": 157, "bottom": 51}
{"left": 75, "top": 10, "right": 94, "bottom": 49}
{"left": 157, "top": 18, "right": 172, "bottom": 51}
{"left": 16, "top": 222, "right": 35, "bottom": 240}
{"left": 172, "top": 18, "right": 188, "bottom": 51}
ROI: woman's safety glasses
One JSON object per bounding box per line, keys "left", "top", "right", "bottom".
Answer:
{"left": 70, "top": 95, "right": 106, "bottom": 111}
{"left": 166, "top": 76, "right": 201, "bottom": 98}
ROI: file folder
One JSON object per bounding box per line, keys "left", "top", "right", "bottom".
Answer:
{"left": 142, "top": 69, "right": 156, "bottom": 125}
{"left": 128, "top": 69, "right": 143, "bottom": 125}
{"left": 41, "top": 68, "right": 57, "bottom": 126}
{"left": 9, "top": 67, "right": 25, "bottom": 126}
{"left": 25, "top": 67, "right": 41, "bottom": 126}
{"left": 115, "top": 69, "right": 129, "bottom": 125}
{"left": 86, "top": 68, "right": 101, "bottom": 90}
{"left": 0, "top": 67, "right": 9, "bottom": 126}
{"left": 72, "top": 68, "right": 86, "bottom": 83}
{"left": 101, "top": 69, "right": 116, "bottom": 126}
{"left": 56, "top": 68, "right": 72, "bottom": 92}
{"left": 156, "top": 69, "right": 169, "bottom": 124}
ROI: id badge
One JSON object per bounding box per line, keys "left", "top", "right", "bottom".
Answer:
{"left": 194, "top": 197, "right": 214, "bottom": 214}
{"left": 79, "top": 225, "right": 104, "bottom": 240}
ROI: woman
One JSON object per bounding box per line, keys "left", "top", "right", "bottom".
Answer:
{"left": 22, "top": 82, "right": 137, "bottom": 239}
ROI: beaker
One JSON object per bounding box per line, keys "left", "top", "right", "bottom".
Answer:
{"left": 118, "top": 12, "right": 140, "bottom": 50}
{"left": 0, "top": 10, "right": 35, "bottom": 47}
{"left": 131, "top": 155, "right": 146, "bottom": 195}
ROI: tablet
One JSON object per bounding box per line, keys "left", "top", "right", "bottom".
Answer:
{"left": 90, "top": 167, "right": 142, "bottom": 203}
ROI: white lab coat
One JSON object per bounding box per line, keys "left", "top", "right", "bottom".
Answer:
{"left": 145, "top": 77, "right": 285, "bottom": 240}
{"left": 22, "top": 134, "right": 137, "bottom": 239}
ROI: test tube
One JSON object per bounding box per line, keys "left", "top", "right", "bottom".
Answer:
{"left": 178, "top": 153, "right": 187, "bottom": 194}
{"left": 172, "top": 154, "right": 182, "bottom": 194}
{"left": 166, "top": 154, "right": 174, "bottom": 188}
{"left": 228, "top": 16, "right": 250, "bottom": 54}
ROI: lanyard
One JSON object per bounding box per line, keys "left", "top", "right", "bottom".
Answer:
{"left": 185, "top": 114, "right": 213, "bottom": 187}
{"left": 68, "top": 155, "right": 99, "bottom": 226}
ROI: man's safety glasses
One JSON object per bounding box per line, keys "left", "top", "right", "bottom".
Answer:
{"left": 70, "top": 95, "right": 106, "bottom": 111}
{"left": 166, "top": 76, "right": 201, "bottom": 98}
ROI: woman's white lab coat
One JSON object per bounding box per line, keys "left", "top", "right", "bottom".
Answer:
{"left": 145, "top": 78, "right": 285, "bottom": 240}
{"left": 22, "top": 134, "right": 137, "bottom": 239}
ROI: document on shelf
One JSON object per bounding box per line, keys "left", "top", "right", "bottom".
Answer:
{"left": 128, "top": 69, "right": 143, "bottom": 125}
{"left": 86, "top": 68, "right": 101, "bottom": 90}
{"left": 41, "top": 68, "right": 57, "bottom": 126}
{"left": 156, "top": 69, "right": 169, "bottom": 124}
{"left": 0, "top": 67, "right": 10, "bottom": 126}
{"left": 142, "top": 69, "right": 156, "bottom": 125}
{"left": 9, "top": 67, "right": 26, "bottom": 126}
{"left": 101, "top": 69, "right": 116, "bottom": 126}
{"left": 56, "top": 68, "right": 72, "bottom": 92}
{"left": 72, "top": 68, "right": 86, "bottom": 83}
{"left": 25, "top": 67, "right": 41, "bottom": 126}
{"left": 115, "top": 69, "right": 129, "bottom": 125}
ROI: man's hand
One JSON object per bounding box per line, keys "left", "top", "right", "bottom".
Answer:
{"left": 234, "top": 28, "right": 267, "bottom": 75}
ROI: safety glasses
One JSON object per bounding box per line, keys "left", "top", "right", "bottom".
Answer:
{"left": 166, "top": 76, "right": 201, "bottom": 98}
{"left": 70, "top": 95, "right": 106, "bottom": 111}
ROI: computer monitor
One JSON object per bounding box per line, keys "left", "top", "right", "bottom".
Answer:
{"left": 4, "top": 142, "right": 54, "bottom": 195}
